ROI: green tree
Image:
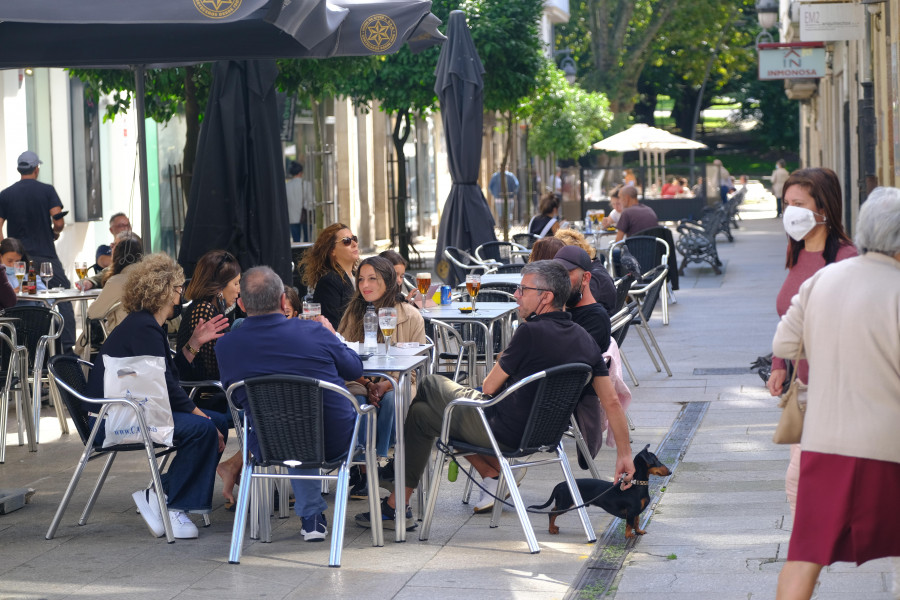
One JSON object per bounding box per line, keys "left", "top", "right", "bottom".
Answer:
{"left": 464, "top": 0, "right": 544, "bottom": 239}
{"left": 69, "top": 66, "right": 211, "bottom": 197}
{"left": 524, "top": 60, "right": 612, "bottom": 160}
{"left": 735, "top": 78, "right": 799, "bottom": 151}
{"left": 277, "top": 57, "right": 380, "bottom": 232}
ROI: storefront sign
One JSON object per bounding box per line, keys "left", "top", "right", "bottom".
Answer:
{"left": 799, "top": 2, "right": 865, "bottom": 41}
{"left": 758, "top": 43, "right": 826, "bottom": 80}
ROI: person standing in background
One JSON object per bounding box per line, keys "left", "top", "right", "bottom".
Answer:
{"left": 712, "top": 159, "right": 732, "bottom": 204}
{"left": 0, "top": 151, "right": 75, "bottom": 353}
{"left": 94, "top": 212, "right": 132, "bottom": 271}
{"left": 771, "top": 159, "right": 790, "bottom": 218}
{"left": 286, "top": 161, "right": 313, "bottom": 243}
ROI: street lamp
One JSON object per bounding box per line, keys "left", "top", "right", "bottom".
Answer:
{"left": 756, "top": 0, "right": 779, "bottom": 30}
{"left": 555, "top": 48, "right": 577, "bottom": 85}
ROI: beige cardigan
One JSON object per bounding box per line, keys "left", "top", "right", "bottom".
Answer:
{"left": 773, "top": 253, "right": 900, "bottom": 464}
{"left": 76, "top": 264, "right": 136, "bottom": 359}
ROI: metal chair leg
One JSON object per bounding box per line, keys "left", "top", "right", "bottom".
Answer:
{"left": 228, "top": 461, "right": 254, "bottom": 564}
{"left": 496, "top": 457, "right": 540, "bottom": 554}
{"left": 619, "top": 349, "right": 639, "bottom": 387}
{"left": 78, "top": 452, "right": 118, "bottom": 525}
{"left": 46, "top": 439, "right": 96, "bottom": 539}
{"left": 558, "top": 443, "right": 596, "bottom": 543}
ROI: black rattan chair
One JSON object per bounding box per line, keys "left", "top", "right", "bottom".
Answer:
{"left": 225, "top": 374, "right": 379, "bottom": 567}
{"left": 0, "top": 322, "right": 30, "bottom": 462}
{"left": 46, "top": 355, "right": 179, "bottom": 542}
{"left": 475, "top": 241, "right": 527, "bottom": 265}
{"left": 418, "top": 363, "right": 596, "bottom": 554}
{"left": 512, "top": 233, "right": 539, "bottom": 249}
{"left": 628, "top": 265, "right": 672, "bottom": 376}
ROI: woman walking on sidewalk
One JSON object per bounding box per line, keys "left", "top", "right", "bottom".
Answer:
{"left": 773, "top": 188, "right": 900, "bottom": 599}
{"left": 765, "top": 168, "right": 856, "bottom": 516}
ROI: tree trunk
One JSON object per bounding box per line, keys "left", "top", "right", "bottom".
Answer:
{"left": 312, "top": 99, "right": 326, "bottom": 234}
{"left": 633, "top": 80, "right": 657, "bottom": 126}
{"left": 182, "top": 66, "right": 200, "bottom": 204}
{"left": 392, "top": 108, "right": 412, "bottom": 261}
{"left": 499, "top": 111, "right": 515, "bottom": 242}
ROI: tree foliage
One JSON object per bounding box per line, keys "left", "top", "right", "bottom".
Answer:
{"left": 735, "top": 78, "right": 799, "bottom": 151}
{"left": 525, "top": 60, "right": 612, "bottom": 160}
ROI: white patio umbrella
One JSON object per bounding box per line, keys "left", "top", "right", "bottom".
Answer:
{"left": 593, "top": 124, "right": 706, "bottom": 190}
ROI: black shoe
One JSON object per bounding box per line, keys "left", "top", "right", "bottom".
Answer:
{"left": 378, "top": 459, "right": 395, "bottom": 482}
{"left": 348, "top": 465, "right": 362, "bottom": 488}
{"left": 355, "top": 497, "right": 417, "bottom": 531}
{"left": 300, "top": 513, "right": 327, "bottom": 542}
{"left": 349, "top": 478, "right": 368, "bottom": 500}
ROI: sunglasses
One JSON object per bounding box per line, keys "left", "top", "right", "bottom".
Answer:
{"left": 336, "top": 235, "right": 359, "bottom": 246}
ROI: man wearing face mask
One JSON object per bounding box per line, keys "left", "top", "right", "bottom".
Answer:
{"left": 554, "top": 246, "right": 611, "bottom": 353}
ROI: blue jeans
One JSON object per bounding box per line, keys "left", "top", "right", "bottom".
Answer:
{"left": 355, "top": 391, "right": 396, "bottom": 457}
{"left": 289, "top": 467, "right": 328, "bottom": 518}
{"left": 90, "top": 409, "right": 229, "bottom": 512}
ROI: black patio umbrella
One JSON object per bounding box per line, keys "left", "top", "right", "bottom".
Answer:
{"left": 178, "top": 59, "right": 292, "bottom": 282}
{"left": 0, "top": 0, "right": 444, "bottom": 249}
{"left": 433, "top": 10, "right": 496, "bottom": 287}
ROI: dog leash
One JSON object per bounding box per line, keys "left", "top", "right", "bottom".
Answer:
{"left": 435, "top": 441, "right": 629, "bottom": 515}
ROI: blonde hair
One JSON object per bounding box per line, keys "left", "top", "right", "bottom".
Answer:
{"left": 555, "top": 228, "right": 597, "bottom": 259}
{"left": 122, "top": 253, "right": 183, "bottom": 315}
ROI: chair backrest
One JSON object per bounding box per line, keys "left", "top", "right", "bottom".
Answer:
{"left": 514, "top": 363, "right": 593, "bottom": 454}
{"left": 476, "top": 289, "right": 516, "bottom": 303}
{"left": 613, "top": 273, "right": 635, "bottom": 313}
{"left": 622, "top": 236, "right": 668, "bottom": 277}
{"left": 1, "top": 306, "right": 56, "bottom": 369}
{"left": 512, "top": 233, "right": 539, "bottom": 249}
{"left": 633, "top": 265, "right": 668, "bottom": 320}
{"left": 48, "top": 355, "right": 94, "bottom": 445}
{"left": 493, "top": 263, "right": 524, "bottom": 274}
{"left": 426, "top": 318, "right": 473, "bottom": 381}
{"left": 480, "top": 282, "right": 519, "bottom": 296}
{"left": 632, "top": 225, "right": 679, "bottom": 290}
{"left": 611, "top": 301, "right": 638, "bottom": 347}
{"left": 443, "top": 247, "right": 483, "bottom": 271}
{"left": 237, "top": 374, "right": 352, "bottom": 468}
{"left": 475, "top": 241, "right": 525, "bottom": 264}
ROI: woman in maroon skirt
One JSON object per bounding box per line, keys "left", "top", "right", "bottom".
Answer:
{"left": 772, "top": 188, "right": 900, "bottom": 599}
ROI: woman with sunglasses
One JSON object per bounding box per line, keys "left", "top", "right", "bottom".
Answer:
{"left": 300, "top": 223, "right": 359, "bottom": 329}
{"left": 337, "top": 256, "right": 425, "bottom": 498}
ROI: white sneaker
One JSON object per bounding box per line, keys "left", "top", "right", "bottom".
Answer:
{"left": 473, "top": 476, "right": 499, "bottom": 514}
{"left": 168, "top": 510, "right": 199, "bottom": 539}
{"left": 132, "top": 489, "right": 165, "bottom": 538}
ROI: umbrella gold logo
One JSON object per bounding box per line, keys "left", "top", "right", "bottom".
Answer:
{"left": 360, "top": 14, "right": 398, "bottom": 53}
{"left": 194, "top": 0, "right": 241, "bottom": 19}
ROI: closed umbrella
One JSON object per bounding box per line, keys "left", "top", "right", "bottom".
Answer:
{"left": 178, "top": 59, "right": 292, "bottom": 282}
{"left": 434, "top": 10, "right": 496, "bottom": 286}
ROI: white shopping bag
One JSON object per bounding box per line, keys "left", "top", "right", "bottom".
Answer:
{"left": 102, "top": 355, "right": 174, "bottom": 448}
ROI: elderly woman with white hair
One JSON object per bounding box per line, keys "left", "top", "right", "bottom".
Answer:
{"left": 773, "top": 188, "right": 900, "bottom": 600}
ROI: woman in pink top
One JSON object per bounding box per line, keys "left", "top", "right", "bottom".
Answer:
{"left": 766, "top": 168, "right": 856, "bottom": 514}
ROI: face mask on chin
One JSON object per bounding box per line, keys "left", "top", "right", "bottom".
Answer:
{"left": 783, "top": 205, "right": 824, "bottom": 242}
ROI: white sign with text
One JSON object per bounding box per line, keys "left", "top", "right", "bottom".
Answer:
{"left": 800, "top": 2, "right": 865, "bottom": 41}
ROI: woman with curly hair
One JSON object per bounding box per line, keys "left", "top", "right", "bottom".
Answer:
{"left": 337, "top": 256, "right": 425, "bottom": 498}
{"left": 86, "top": 253, "right": 230, "bottom": 539}
{"left": 300, "top": 222, "right": 359, "bottom": 328}
{"left": 176, "top": 249, "right": 242, "bottom": 384}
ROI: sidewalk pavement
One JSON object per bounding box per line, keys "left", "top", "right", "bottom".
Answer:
{"left": 0, "top": 204, "right": 896, "bottom": 600}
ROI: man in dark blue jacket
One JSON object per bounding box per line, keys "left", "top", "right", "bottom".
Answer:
{"left": 216, "top": 266, "right": 362, "bottom": 542}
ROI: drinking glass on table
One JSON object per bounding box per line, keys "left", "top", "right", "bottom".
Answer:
{"left": 13, "top": 261, "right": 25, "bottom": 295}
{"left": 75, "top": 261, "right": 89, "bottom": 294}
{"left": 39, "top": 262, "right": 53, "bottom": 293}
{"left": 378, "top": 307, "right": 398, "bottom": 358}
{"left": 302, "top": 302, "right": 321, "bottom": 320}
{"left": 466, "top": 273, "right": 482, "bottom": 313}
{"left": 415, "top": 272, "right": 431, "bottom": 313}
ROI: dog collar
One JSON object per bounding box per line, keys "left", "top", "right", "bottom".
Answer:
{"left": 631, "top": 480, "right": 649, "bottom": 485}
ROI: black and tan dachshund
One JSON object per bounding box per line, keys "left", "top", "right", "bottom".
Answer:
{"left": 529, "top": 444, "right": 671, "bottom": 538}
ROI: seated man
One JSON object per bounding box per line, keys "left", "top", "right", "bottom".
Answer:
{"left": 355, "top": 260, "right": 635, "bottom": 528}
{"left": 79, "top": 230, "right": 135, "bottom": 291}
{"left": 555, "top": 246, "right": 610, "bottom": 353}
{"left": 95, "top": 212, "right": 131, "bottom": 271}
{"left": 615, "top": 186, "right": 659, "bottom": 242}
{"left": 215, "top": 266, "right": 363, "bottom": 543}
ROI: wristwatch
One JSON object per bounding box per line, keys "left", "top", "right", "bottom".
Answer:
{"left": 185, "top": 343, "right": 199, "bottom": 356}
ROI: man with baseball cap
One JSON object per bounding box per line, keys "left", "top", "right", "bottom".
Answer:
{"left": 0, "top": 151, "right": 76, "bottom": 352}
{"left": 554, "top": 245, "right": 611, "bottom": 353}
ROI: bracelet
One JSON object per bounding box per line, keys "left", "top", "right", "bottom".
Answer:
{"left": 186, "top": 343, "right": 199, "bottom": 356}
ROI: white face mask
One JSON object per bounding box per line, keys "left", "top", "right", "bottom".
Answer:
{"left": 783, "top": 205, "right": 824, "bottom": 242}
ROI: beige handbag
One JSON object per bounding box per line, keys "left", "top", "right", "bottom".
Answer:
{"left": 772, "top": 345, "right": 807, "bottom": 445}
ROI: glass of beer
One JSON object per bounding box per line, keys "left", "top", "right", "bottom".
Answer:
{"left": 416, "top": 272, "right": 431, "bottom": 313}
{"left": 302, "top": 302, "right": 321, "bottom": 321}
{"left": 13, "top": 261, "right": 25, "bottom": 295}
{"left": 465, "top": 273, "right": 482, "bottom": 313}
{"left": 378, "top": 307, "right": 398, "bottom": 358}
{"left": 75, "top": 261, "right": 89, "bottom": 294}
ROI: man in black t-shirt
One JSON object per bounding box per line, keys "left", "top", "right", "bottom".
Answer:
{"left": 356, "top": 260, "right": 635, "bottom": 528}
{"left": 555, "top": 246, "right": 611, "bottom": 353}
{"left": 0, "top": 151, "right": 75, "bottom": 352}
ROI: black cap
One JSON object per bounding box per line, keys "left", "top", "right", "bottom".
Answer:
{"left": 553, "top": 245, "right": 591, "bottom": 271}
